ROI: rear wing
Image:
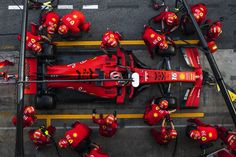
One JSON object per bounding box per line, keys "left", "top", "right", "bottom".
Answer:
{"left": 181, "top": 47, "right": 203, "bottom": 108}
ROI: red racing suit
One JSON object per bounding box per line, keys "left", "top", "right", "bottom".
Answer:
{"left": 40, "top": 11, "right": 60, "bottom": 35}
{"left": 29, "top": 125, "right": 56, "bottom": 147}
{"left": 191, "top": 3, "right": 207, "bottom": 25}
{"left": 12, "top": 115, "right": 36, "bottom": 128}
{"left": 144, "top": 103, "right": 169, "bottom": 126}
{"left": 217, "top": 126, "right": 236, "bottom": 151}
{"left": 206, "top": 21, "right": 222, "bottom": 41}
{"left": 142, "top": 26, "right": 168, "bottom": 58}
{"left": 151, "top": 126, "right": 175, "bottom": 145}
{"left": 153, "top": 11, "right": 179, "bottom": 33}
{"left": 17, "top": 32, "right": 42, "bottom": 53}
{"left": 12, "top": 106, "right": 37, "bottom": 128}
{"left": 60, "top": 10, "right": 90, "bottom": 35}
{"left": 64, "top": 122, "right": 91, "bottom": 148}
{"left": 92, "top": 114, "right": 118, "bottom": 137}
{"left": 101, "top": 30, "right": 122, "bottom": 48}
{"left": 86, "top": 146, "right": 110, "bottom": 157}
{"left": 188, "top": 119, "right": 218, "bottom": 145}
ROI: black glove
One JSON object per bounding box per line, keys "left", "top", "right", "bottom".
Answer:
{"left": 113, "top": 111, "right": 117, "bottom": 117}
{"left": 92, "top": 109, "right": 96, "bottom": 114}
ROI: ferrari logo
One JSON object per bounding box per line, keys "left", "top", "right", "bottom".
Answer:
{"left": 179, "top": 73, "right": 185, "bottom": 80}
{"left": 201, "top": 137, "right": 207, "bottom": 141}
{"left": 73, "top": 15, "right": 77, "bottom": 18}
{"left": 150, "top": 34, "right": 155, "bottom": 38}
{"left": 52, "top": 18, "right": 56, "bottom": 22}
{"left": 70, "top": 20, "right": 75, "bottom": 25}
{"left": 31, "top": 39, "right": 36, "bottom": 43}
{"left": 68, "top": 139, "right": 73, "bottom": 144}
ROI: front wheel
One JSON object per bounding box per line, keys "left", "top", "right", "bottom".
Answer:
{"left": 35, "top": 94, "right": 56, "bottom": 109}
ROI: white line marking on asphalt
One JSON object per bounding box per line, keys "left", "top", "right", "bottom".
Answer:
{"left": 8, "top": 5, "right": 23, "bottom": 10}
{"left": 0, "top": 124, "right": 234, "bottom": 130}
{"left": 57, "top": 5, "right": 73, "bottom": 9}
{"left": 82, "top": 5, "right": 98, "bottom": 9}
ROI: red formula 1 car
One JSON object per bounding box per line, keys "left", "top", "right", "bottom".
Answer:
{"left": 23, "top": 45, "right": 203, "bottom": 109}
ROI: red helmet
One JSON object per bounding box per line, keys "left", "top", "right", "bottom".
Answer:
{"left": 159, "top": 100, "right": 169, "bottom": 109}
{"left": 158, "top": 41, "right": 168, "bottom": 49}
{"left": 47, "top": 25, "right": 56, "bottom": 35}
{"left": 32, "top": 42, "right": 42, "bottom": 53}
{"left": 191, "top": 3, "right": 207, "bottom": 24}
{"left": 58, "top": 24, "right": 69, "bottom": 35}
{"left": 33, "top": 130, "right": 42, "bottom": 139}
{"left": 58, "top": 138, "right": 69, "bottom": 148}
{"left": 24, "top": 106, "right": 35, "bottom": 116}
{"left": 189, "top": 130, "right": 201, "bottom": 140}
{"left": 105, "top": 114, "right": 115, "bottom": 125}
{"left": 110, "top": 71, "right": 123, "bottom": 79}
{"left": 209, "top": 22, "right": 222, "bottom": 38}
{"left": 169, "top": 129, "right": 178, "bottom": 139}
{"left": 164, "top": 12, "right": 179, "bottom": 27}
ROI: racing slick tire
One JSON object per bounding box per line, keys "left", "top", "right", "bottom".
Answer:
{"left": 35, "top": 94, "right": 56, "bottom": 109}
{"left": 155, "top": 45, "right": 176, "bottom": 57}
{"left": 37, "top": 43, "right": 56, "bottom": 59}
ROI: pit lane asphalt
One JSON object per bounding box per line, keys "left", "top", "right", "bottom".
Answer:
{"left": 0, "top": 0, "right": 236, "bottom": 156}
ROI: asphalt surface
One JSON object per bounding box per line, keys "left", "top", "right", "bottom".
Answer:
{"left": 0, "top": 0, "right": 236, "bottom": 157}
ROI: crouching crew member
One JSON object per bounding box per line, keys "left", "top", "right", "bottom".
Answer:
{"left": 186, "top": 118, "right": 218, "bottom": 146}
{"left": 142, "top": 25, "right": 169, "bottom": 58}
{"left": 29, "top": 125, "right": 56, "bottom": 149}
{"left": 39, "top": 11, "right": 60, "bottom": 36}
{"left": 151, "top": 116, "right": 177, "bottom": 145}
{"left": 58, "top": 121, "right": 91, "bottom": 154}
{"left": 101, "top": 30, "right": 122, "bottom": 48}
{"left": 181, "top": 3, "right": 207, "bottom": 34}
{"left": 92, "top": 109, "right": 118, "bottom": 137}
{"left": 12, "top": 105, "right": 37, "bottom": 128}
{"left": 144, "top": 98, "right": 176, "bottom": 126}
{"left": 85, "top": 143, "right": 110, "bottom": 157}
{"left": 152, "top": 9, "right": 179, "bottom": 34}
{"left": 58, "top": 10, "right": 90, "bottom": 37}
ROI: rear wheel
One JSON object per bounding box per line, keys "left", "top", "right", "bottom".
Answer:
{"left": 35, "top": 94, "right": 56, "bottom": 109}
{"left": 155, "top": 45, "right": 176, "bottom": 57}
{"left": 37, "top": 43, "right": 56, "bottom": 59}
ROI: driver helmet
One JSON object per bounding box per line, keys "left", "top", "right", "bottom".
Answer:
{"left": 23, "top": 106, "right": 36, "bottom": 116}
{"left": 32, "top": 42, "right": 42, "bottom": 53}
{"left": 58, "top": 138, "right": 69, "bottom": 148}
{"left": 159, "top": 100, "right": 169, "bottom": 109}
{"left": 105, "top": 114, "right": 115, "bottom": 125}
{"left": 110, "top": 71, "right": 123, "bottom": 79}
{"left": 169, "top": 129, "right": 178, "bottom": 139}
{"left": 58, "top": 24, "right": 69, "bottom": 35}
{"left": 189, "top": 129, "right": 201, "bottom": 140}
